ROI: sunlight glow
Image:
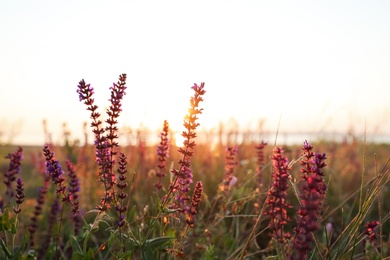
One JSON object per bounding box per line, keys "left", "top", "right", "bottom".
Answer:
{"left": 174, "top": 132, "right": 186, "bottom": 148}
{"left": 1, "top": 0, "right": 390, "bottom": 145}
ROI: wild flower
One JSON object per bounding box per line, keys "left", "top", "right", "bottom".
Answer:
{"left": 186, "top": 181, "right": 203, "bottom": 227}
{"left": 66, "top": 160, "right": 81, "bottom": 235}
{"left": 104, "top": 74, "right": 127, "bottom": 192}
{"left": 66, "top": 160, "right": 80, "bottom": 213}
{"left": 77, "top": 78, "right": 106, "bottom": 208}
{"left": 77, "top": 74, "right": 127, "bottom": 211}
{"left": 168, "top": 83, "right": 205, "bottom": 212}
{"left": 291, "top": 141, "right": 327, "bottom": 260}
{"left": 255, "top": 141, "right": 267, "bottom": 187}
{"left": 155, "top": 120, "right": 170, "bottom": 190}
{"left": 3, "top": 147, "right": 23, "bottom": 202}
{"left": 43, "top": 145, "right": 69, "bottom": 202}
{"left": 362, "top": 220, "right": 380, "bottom": 255}
{"left": 13, "top": 177, "right": 24, "bottom": 214}
{"left": 222, "top": 146, "right": 238, "bottom": 193}
{"left": 115, "top": 152, "right": 128, "bottom": 227}
{"left": 264, "top": 147, "right": 292, "bottom": 244}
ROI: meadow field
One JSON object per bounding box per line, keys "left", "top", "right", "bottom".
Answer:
{"left": 0, "top": 74, "right": 389, "bottom": 259}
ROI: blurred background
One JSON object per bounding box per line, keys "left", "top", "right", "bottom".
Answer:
{"left": 1, "top": 0, "right": 390, "bottom": 146}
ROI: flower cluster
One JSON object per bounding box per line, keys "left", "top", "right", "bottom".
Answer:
{"left": 222, "top": 146, "right": 238, "bottom": 193}
{"left": 77, "top": 78, "right": 106, "bottom": 210}
{"left": 168, "top": 83, "right": 205, "bottom": 212}
{"left": 3, "top": 146, "right": 23, "bottom": 202}
{"left": 255, "top": 141, "right": 267, "bottom": 186}
{"left": 115, "top": 153, "right": 128, "bottom": 227}
{"left": 264, "top": 147, "right": 292, "bottom": 243}
{"left": 104, "top": 74, "right": 127, "bottom": 189}
{"left": 362, "top": 220, "right": 380, "bottom": 255}
{"left": 292, "top": 140, "right": 327, "bottom": 260}
{"left": 155, "top": 120, "right": 170, "bottom": 190}
{"left": 66, "top": 160, "right": 80, "bottom": 214}
{"left": 186, "top": 181, "right": 203, "bottom": 227}
{"left": 13, "top": 177, "right": 24, "bottom": 214}
{"left": 43, "top": 145, "right": 69, "bottom": 202}
{"left": 66, "top": 160, "right": 81, "bottom": 235}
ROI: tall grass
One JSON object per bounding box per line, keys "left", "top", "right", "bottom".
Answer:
{"left": 0, "top": 74, "right": 389, "bottom": 259}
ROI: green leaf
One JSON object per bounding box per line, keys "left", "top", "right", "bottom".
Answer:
{"left": 142, "top": 245, "right": 155, "bottom": 260}
{"left": 125, "top": 234, "right": 141, "bottom": 248}
{"left": 70, "top": 235, "right": 83, "bottom": 256}
{"left": 162, "top": 208, "right": 179, "bottom": 214}
{"left": 145, "top": 236, "right": 174, "bottom": 249}
{"left": 11, "top": 221, "right": 17, "bottom": 235}
{"left": 127, "top": 205, "right": 137, "bottom": 223}
{"left": 153, "top": 192, "right": 162, "bottom": 208}
{"left": 107, "top": 230, "right": 117, "bottom": 249}
{"left": 12, "top": 233, "right": 30, "bottom": 256}
{"left": 86, "top": 248, "right": 94, "bottom": 259}
{"left": 0, "top": 239, "right": 11, "bottom": 257}
{"left": 0, "top": 209, "right": 10, "bottom": 232}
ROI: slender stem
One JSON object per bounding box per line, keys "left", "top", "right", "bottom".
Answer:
{"left": 374, "top": 154, "right": 383, "bottom": 257}
{"left": 238, "top": 196, "right": 267, "bottom": 260}
{"left": 179, "top": 225, "right": 190, "bottom": 244}
{"left": 11, "top": 213, "right": 20, "bottom": 256}
{"left": 55, "top": 202, "right": 66, "bottom": 259}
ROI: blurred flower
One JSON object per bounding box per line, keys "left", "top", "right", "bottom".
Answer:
{"left": 255, "top": 141, "right": 267, "bottom": 186}
{"left": 186, "top": 181, "right": 203, "bottom": 227}
{"left": 326, "top": 222, "right": 333, "bottom": 238}
{"left": 3, "top": 146, "right": 23, "bottom": 201}
{"left": 43, "top": 145, "right": 69, "bottom": 201}
{"left": 66, "top": 160, "right": 81, "bottom": 235}
{"left": 223, "top": 146, "right": 238, "bottom": 193}
{"left": 115, "top": 153, "right": 128, "bottom": 227}
{"left": 229, "top": 176, "right": 237, "bottom": 188}
{"left": 13, "top": 177, "right": 24, "bottom": 214}
{"left": 155, "top": 120, "right": 170, "bottom": 190}
{"left": 264, "top": 147, "right": 292, "bottom": 243}
{"left": 363, "top": 220, "right": 380, "bottom": 255}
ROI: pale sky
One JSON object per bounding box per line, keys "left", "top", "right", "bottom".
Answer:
{"left": 1, "top": 0, "right": 390, "bottom": 145}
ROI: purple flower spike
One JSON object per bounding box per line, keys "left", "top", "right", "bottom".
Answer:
{"left": 43, "top": 145, "right": 70, "bottom": 203}
{"left": 4, "top": 146, "right": 23, "bottom": 201}
{"left": 155, "top": 120, "right": 170, "bottom": 190}
{"left": 77, "top": 81, "right": 95, "bottom": 103}
{"left": 77, "top": 74, "right": 127, "bottom": 212}
{"left": 13, "top": 177, "right": 25, "bottom": 214}
{"left": 186, "top": 181, "right": 203, "bottom": 227}
{"left": 222, "top": 146, "right": 238, "bottom": 193}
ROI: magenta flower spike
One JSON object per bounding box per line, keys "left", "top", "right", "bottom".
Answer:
{"left": 291, "top": 141, "right": 327, "bottom": 260}
{"left": 264, "top": 147, "right": 292, "bottom": 243}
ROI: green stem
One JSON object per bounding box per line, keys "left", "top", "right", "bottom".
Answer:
{"left": 55, "top": 202, "right": 66, "bottom": 259}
